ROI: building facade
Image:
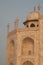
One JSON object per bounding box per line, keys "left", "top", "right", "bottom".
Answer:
{"left": 7, "top": 7, "right": 43, "bottom": 65}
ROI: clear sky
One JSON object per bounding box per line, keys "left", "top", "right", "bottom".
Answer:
{"left": 0, "top": 0, "right": 43, "bottom": 65}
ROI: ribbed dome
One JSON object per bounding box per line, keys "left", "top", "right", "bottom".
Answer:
{"left": 26, "top": 11, "right": 39, "bottom": 20}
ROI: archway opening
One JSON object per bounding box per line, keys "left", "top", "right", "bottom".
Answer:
{"left": 30, "top": 23, "right": 35, "bottom": 27}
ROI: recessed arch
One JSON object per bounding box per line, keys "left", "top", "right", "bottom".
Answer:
{"left": 22, "top": 37, "right": 34, "bottom": 55}
{"left": 22, "top": 61, "right": 33, "bottom": 65}
{"left": 10, "top": 40, "right": 14, "bottom": 46}
{"left": 9, "top": 39, "right": 15, "bottom": 61}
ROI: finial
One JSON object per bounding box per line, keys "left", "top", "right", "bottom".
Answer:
{"left": 7, "top": 23, "right": 10, "bottom": 33}
{"left": 14, "top": 17, "right": 19, "bottom": 29}
{"left": 34, "top": 6, "right": 36, "bottom": 12}
{"left": 38, "top": 0, "right": 40, "bottom": 13}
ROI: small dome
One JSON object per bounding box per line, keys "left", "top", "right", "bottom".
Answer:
{"left": 26, "top": 11, "right": 39, "bottom": 20}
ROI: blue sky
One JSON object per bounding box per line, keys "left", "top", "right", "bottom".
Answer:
{"left": 0, "top": 0, "right": 43, "bottom": 65}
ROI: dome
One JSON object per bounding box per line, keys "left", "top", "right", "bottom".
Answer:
{"left": 26, "top": 11, "right": 39, "bottom": 20}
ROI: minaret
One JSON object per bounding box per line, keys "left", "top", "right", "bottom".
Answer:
{"left": 7, "top": 23, "right": 10, "bottom": 34}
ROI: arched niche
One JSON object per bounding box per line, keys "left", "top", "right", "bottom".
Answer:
{"left": 9, "top": 39, "right": 15, "bottom": 61}
{"left": 10, "top": 40, "right": 15, "bottom": 53}
{"left": 22, "top": 37, "right": 34, "bottom": 55}
{"left": 10, "top": 40, "right": 14, "bottom": 46}
{"left": 22, "top": 61, "right": 33, "bottom": 65}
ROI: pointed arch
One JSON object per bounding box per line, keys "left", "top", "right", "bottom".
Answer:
{"left": 22, "top": 61, "right": 33, "bottom": 65}
{"left": 30, "top": 23, "right": 35, "bottom": 27}
{"left": 22, "top": 37, "right": 34, "bottom": 55}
